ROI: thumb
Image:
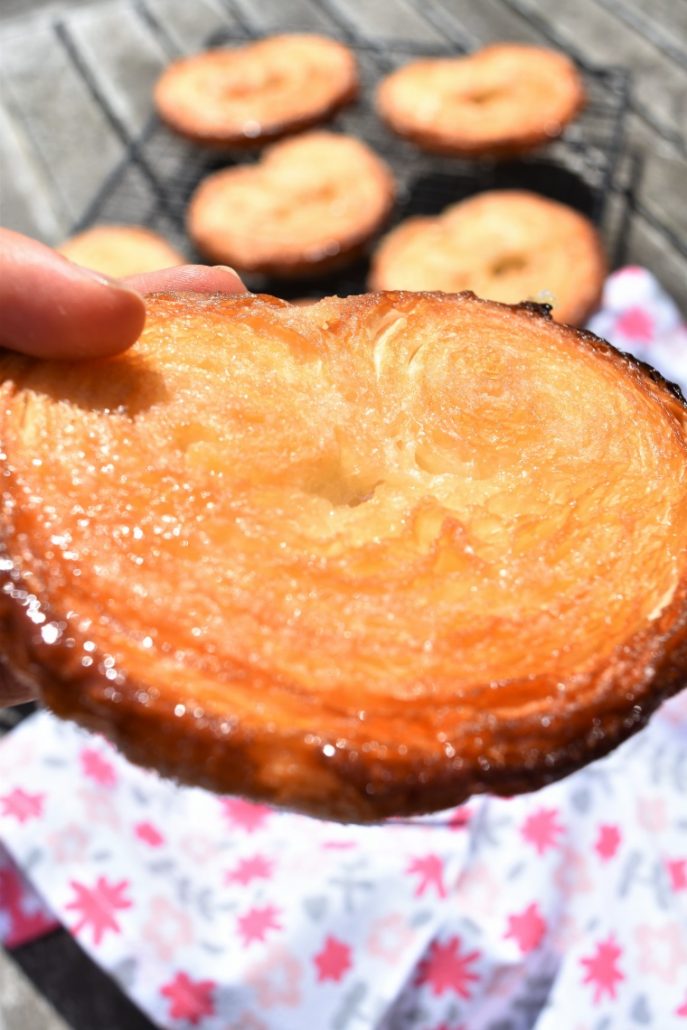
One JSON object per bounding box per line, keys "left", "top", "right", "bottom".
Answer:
{"left": 0, "top": 228, "right": 146, "bottom": 359}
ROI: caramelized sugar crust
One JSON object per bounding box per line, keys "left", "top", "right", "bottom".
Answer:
{"left": 376, "top": 44, "right": 585, "bottom": 157}
{"left": 1, "top": 292, "right": 686, "bottom": 821}
{"left": 154, "top": 34, "right": 358, "bottom": 147}
{"left": 58, "top": 226, "right": 185, "bottom": 279}
{"left": 188, "top": 131, "right": 395, "bottom": 277}
{"left": 369, "top": 191, "right": 606, "bottom": 327}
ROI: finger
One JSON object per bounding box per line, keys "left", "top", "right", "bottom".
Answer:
{"left": 123, "top": 264, "right": 247, "bottom": 296}
{"left": 0, "top": 229, "right": 146, "bottom": 359}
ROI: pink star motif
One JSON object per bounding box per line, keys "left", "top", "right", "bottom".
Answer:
{"left": 667, "top": 859, "right": 687, "bottom": 892}
{"left": 521, "top": 807, "right": 564, "bottom": 855}
{"left": 0, "top": 788, "right": 44, "bottom": 823}
{"left": 407, "top": 854, "right": 447, "bottom": 898}
{"left": 80, "top": 747, "right": 117, "bottom": 787}
{"left": 160, "top": 971, "right": 216, "bottom": 1025}
{"left": 448, "top": 806, "right": 472, "bottom": 829}
{"left": 614, "top": 306, "right": 655, "bottom": 343}
{"left": 226, "top": 853, "right": 273, "bottom": 886}
{"left": 220, "top": 797, "right": 272, "bottom": 832}
{"left": 415, "top": 936, "right": 480, "bottom": 999}
{"left": 580, "top": 935, "right": 624, "bottom": 1003}
{"left": 237, "top": 904, "right": 282, "bottom": 946}
{"left": 135, "top": 822, "right": 165, "bottom": 847}
{"left": 594, "top": 824, "right": 621, "bottom": 861}
{"left": 504, "top": 902, "right": 546, "bottom": 953}
{"left": 314, "top": 936, "right": 352, "bottom": 982}
{"left": 66, "top": 876, "right": 132, "bottom": 946}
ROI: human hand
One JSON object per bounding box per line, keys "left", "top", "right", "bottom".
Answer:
{"left": 0, "top": 228, "right": 246, "bottom": 705}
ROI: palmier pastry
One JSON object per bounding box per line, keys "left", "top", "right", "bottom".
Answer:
{"left": 2, "top": 291, "right": 687, "bottom": 823}
{"left": 154, "top": 34, "right": 358, "bottom": 147}
{"left": 376, "top": 44, "right": 585, "bottom": 157}
{"left": 188, "top": 131, "right": 395, "bottom": 277}
{"left": 369, "top": 190, "right": 605, "bottom": 326}
{"left": 58, "top": 226, "right": 185, "bottom": 279}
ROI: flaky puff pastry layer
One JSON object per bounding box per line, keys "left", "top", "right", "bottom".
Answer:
{"left": 1, "top": 292, "right": 687, "bottom": 822}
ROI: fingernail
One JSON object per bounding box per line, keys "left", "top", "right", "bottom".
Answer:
{"left": 216, "top": 265, "right": 239, "bottom": 277}
{"left": 73, "top": 264, "right": 140, "bottom": 293}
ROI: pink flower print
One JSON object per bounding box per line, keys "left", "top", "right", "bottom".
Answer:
{"left": 135, "top": 821, "right": 165, "bottom": 847}
{"left": 554, "top": 847, "right": 593, "bottom": 897}
{"left": 454, "top": 862, "right": 502, "bottom": 917}
{"left": 448, "top": 805, "right": 472, "bottom": 829}
{"left": 614, "top": 306, "right": 655, "bottom": 343}
{"left": 636, "top": 795, "right": 668, "bottom": 834}
{"left": 0, "top": 788, "right": 44, "bottom": 823}
{"left": 220, "top": 797, "right": 272, "bottom": 832}
{"left": 142, "top": 896, "right": 194, "bottom": 963}
{"left": 667, "top": 859, "right": 687, "bottom": 892}
{"left": 580, "top": 935, "right": 624, "bottom": 1004}
{"left": 314, "top": 936, "right": 352, "bottom": 982}
{"left": 415, "top": 936, "right": 481, "bottom": 999}
{"left": 246, "top": 946, "right": 302, "bottom": 1008}
{"left": 47, "top": 824, "right": 90, "bottom": 864}
{"left": 76, "top": 786, "right": 121, "bottom": 830}
{"left": 520, "top": 807, "right": 564, "bottom": 855}
{"left": 226, "top": 853, "right": 273, "bottom": 886}
{"left": 178, "top": 833, "right": 218, "bottom": 865}
{"left": 367, "top": 913, "right": 416, "bottom": 963}
{"left": 636, "top": 922, "right": 687, "bottom": 984}
{"left": 676, "top": 993, "right": 687, "bottom": 1017}
{"left": 161, "top": 971, "right": 216, "bottom": 1025}
{"left": 504, "top": 902, "right": 546, "bottom": 954}
{"left": 594, "top": 824, "right": 621, "bottom": 861}
{"left": 237, "top": 904, "right": 282, "bottom": 946}
{"left": 80, "top": 747, "right": 117, "bottom": 787}
{"left": 551, "top": 913, "right": 583, "bottom": 954}
{"left": 66, "top": 876, "right": 132, "bottom": 946}
{"left": 226, "top": 1016, "right": 268, "bottom": 1030}
{"left": 407, "top": 854, "right": 447, "bottom": 898}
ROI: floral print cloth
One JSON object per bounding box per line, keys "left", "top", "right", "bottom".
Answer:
{"left": 0, "top": 267, "right": 686, "bottom": 1028}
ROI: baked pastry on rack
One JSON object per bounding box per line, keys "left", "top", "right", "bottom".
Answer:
{"left": 376, "top": 44, "right": 585, "bottom": 157}
{"left": 369, "top": 190, "right": 605, "bottom": 326}
{"left": 1, "top": 291, "right": 686, "bottom": 822}
{"left": 58, "top": 225, "right": 185, "bottom": 279}
{"left": 188, "top": 131, "right": 395, "bottom": 277}
{"left": 154, "top": 34, "right": 358, "bottom": 147}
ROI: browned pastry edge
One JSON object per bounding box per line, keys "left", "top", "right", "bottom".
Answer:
{"left": 377, "top": 102, "right": 586, "bottom": 160}
{"left": 157, "top": 85, "right": 359, "bottom": 150}
{"left": 1, "top": 294, "right": 686, "bottom": 823}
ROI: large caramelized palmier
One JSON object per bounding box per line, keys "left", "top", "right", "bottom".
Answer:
{"left": 1, "top": 292, "right": 687, "bottom": 823}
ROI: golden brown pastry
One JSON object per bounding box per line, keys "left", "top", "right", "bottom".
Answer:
{"left": 188, "top": 131, "right": 395, "bottom": 277}
{"left": 376, "top": 44, "right": 585, "bottom": 157}
{"left": 369, "top": 190, "right": 605, "bottom": 326}
{"left": 58, "top": 226, "right": 185, "bottom": 279}
{"left": 154, "top": 34, "right": 358, "bottom": 147}
{"left": 1, "top": 291, "right": 686, "bottom": 822}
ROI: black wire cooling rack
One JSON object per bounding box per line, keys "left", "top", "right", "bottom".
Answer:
{"left": 69, "top": 24, "right": 630, "bottom": 300}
